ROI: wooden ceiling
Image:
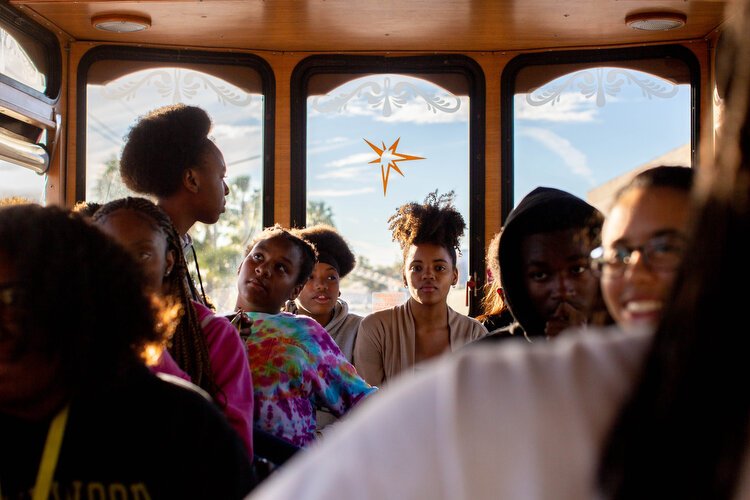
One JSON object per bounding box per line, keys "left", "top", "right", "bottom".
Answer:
{"left": 10, "top": 0, "right": 729, "bottom": 53}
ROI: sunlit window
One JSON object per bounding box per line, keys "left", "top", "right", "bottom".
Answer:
{"left": 507, "top": 48, "right": 696, "bottom": 215}
{"left": 85, "top": 62, "right": 266, "bottom": 314}
{"left": 305, "top": 72, "right": 474, "bottom": 315}
{"left": 0, "top": 158, "right": 46, "bottom": 203}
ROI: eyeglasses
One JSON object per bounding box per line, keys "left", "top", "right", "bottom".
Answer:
{"left": 590, "top": 234, "right": 686, "bottom": 278}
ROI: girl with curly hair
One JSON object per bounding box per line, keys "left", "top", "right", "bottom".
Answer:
{"left": 353, "top": 191, "right": 487, "bottom": 386}
{"left": 284, "top": 224, "right": 360, "bottom": 362}
{"left": 236, "top": 225, "right": 376, "bottom": 446}
{"left": 119, "top": 104, "right": 229, "bottom": 306}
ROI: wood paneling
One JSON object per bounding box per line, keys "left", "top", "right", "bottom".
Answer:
{"left": 11, "top": 1, "right": 727, "bottom": 53}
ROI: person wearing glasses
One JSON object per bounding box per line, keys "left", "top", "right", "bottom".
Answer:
{"left": 591, "top": 166, "right": 694, "bottom": 330}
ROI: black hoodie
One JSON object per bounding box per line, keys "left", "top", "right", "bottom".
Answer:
{"left": 497, "top": 186, "right": 603, "bottom": 340}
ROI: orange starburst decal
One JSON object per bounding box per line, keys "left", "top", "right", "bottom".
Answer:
{"left": 364, "top": 138, "right": 425, "bottom": 196}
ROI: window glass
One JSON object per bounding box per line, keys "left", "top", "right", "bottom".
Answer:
{"left": 86, "top": 66, "right": 264, "bottom": 313}
{"left": 512, "top": 60, "right": 692, "bottom": 214}
{"left": 0, "top": 158, "right": 46, "bottom": 202}
{"left": 307, "top": 73, "right": 471, "bottom": 315}
{"left": 0, "top": 27, "right": 46, "bottom": 92}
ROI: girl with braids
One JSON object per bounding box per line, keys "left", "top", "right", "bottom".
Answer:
{"left": 236, "top": 225, "right": 375, "bottom": 446}
{"left": 249, "top": 1, "right": 750, "bottom": 497}
{"left": 93, "top": 197, "right": 253, "bottom": 458}
{"left": 353, "top": 191, "right": 487, "bottom": 386}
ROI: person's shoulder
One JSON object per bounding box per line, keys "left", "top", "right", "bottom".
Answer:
{"left": 146, "top": 373, "right": 255, "bottom": 497}
{"left": 334, "top": 298, "right": 363, "bottom": 321}
{"left": 457, "top": 324, "right": 653, "bottom": 380}
{"left": 447, "top": 306, "right": 489, "bottom": 344}
{"left": 192, "top": 300, "right": 234, "bottom": 328}
{"left": 284, "top": 311, "right": 325, "bottom": 331}
{"left": 149, "top": 371, "right": 219, "bottom": 411}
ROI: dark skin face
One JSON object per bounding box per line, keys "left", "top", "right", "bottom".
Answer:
{"left": 520, "top": 228, "right": 599, "bottom": 338}
{"left": 403, "top": 243, "right": 458, "bottom": 308}
{"left": 97, "top": 209, "right": 176, "bottom": 295}
{"left": 188, "top": 141, "right": 229, "bottom": 225}
{"left": 0, "top": 253, "right": 65, "bottom": 419}
{"left": 236, "top": 235, "right": 306, "bottom": 314}
{"left": 296, "top": 262, "right": 340, "bottom": 326}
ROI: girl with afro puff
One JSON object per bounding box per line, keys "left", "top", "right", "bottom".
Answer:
{"left": 284, "top": 224, "right": 361, "bottom": 363}
{"left": 284, "top": 224, "right": 363, "bottom": 435}
{"left": 353, "top": 191, "right": 487, "bottom": 386}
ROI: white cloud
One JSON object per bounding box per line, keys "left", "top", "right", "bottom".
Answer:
{"left": 515, "top": 93, "right": 599, "bottom": 123}
{"left": 325, "top": 152, "right": 375, "bottom": 168}
{"left": 212, "top": 124, "right": 262, "bottom": 139}
{"left": 308, "top": 136, "right": 351, "bottom": 155}
{"left": 316, "top": 166, "right": 371, "bottom": 180}
{"left": 308, "top": 187, "right": 375, "bottom": 197}
{"left": 519, "top": 127, "right": 596, "bottom": 185}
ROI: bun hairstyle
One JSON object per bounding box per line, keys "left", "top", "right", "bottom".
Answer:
{"left": 388, "top": 190, "right": 465, "bottom": 267}
{"left": 293, "top": 224, "right": 356, "bottom": 278}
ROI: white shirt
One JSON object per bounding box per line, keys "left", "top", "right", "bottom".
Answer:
{"left": 248, "top": 326, "right": 750, "bottom": 500}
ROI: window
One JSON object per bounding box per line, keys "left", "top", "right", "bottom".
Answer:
{"left": 502, "top": 46, "right": 698, "bottom": 216}
{"left": 292, "top": 56, "right": 485, "bottom": 315}
{"left": 0, "top": 2, "right": 61, "bottom": 203}
{"left": 79, "top": 47, "right": 274, "bottom": 313}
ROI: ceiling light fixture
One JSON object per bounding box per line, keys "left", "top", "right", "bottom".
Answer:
{"left": 625, "top": 12, "right": 686, "bottom": 31}
{"left": 92, "top": 14, "right": 151, "bottom": 33}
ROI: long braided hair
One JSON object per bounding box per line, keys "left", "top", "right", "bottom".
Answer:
{"left": 94, "top": 197, "right": 221, "bottom": 402}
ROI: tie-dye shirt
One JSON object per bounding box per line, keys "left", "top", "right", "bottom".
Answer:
{"left": 244, "top": 311, "right": 377, "bottom": 446}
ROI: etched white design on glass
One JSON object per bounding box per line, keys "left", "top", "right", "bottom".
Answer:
{"left": 0, "top": 28, "right": 45, "bottom": 92}
{"left": 527, "top": 68, "right": 678, "bottom": 108}
{"left": 312, "top": 76, "right": 461, "bottom": 116}
{"left": 102, "top": 68, "right": 253, "bottom": 106}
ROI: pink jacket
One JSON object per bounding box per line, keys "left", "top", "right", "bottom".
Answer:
{"left": 152, "top": 301, "right": 254, "bottom": 458}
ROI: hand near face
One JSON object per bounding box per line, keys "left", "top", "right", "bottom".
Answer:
{"left": 544, "top": 301, "right": 587, "bottom": 338}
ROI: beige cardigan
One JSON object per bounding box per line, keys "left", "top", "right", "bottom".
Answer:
{"left": 353, "top": 300, "right": 487, "bottom": 386}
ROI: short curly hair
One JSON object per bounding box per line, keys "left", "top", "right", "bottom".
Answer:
{"left": 120, "top": 104, "right": 213, "bottom": 198}
{"left": 0, "top": 204, "right": 162, "bottom": 389}
{"left": 388, "top": 190, "right": 465, "bottom": 266}
{"left": 245, "top": 224, "right": 318, "bottom": 287}
{"left": 293, "top": 224, "right": 356, "bottom": 278}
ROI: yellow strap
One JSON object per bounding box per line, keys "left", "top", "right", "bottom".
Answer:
{"left": 33, "top": 404, "right": 69, "bottom": 500}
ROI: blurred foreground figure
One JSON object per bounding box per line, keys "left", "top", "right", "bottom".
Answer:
{"left": 0, "top": 205, "right": 254, "bottom": 499}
